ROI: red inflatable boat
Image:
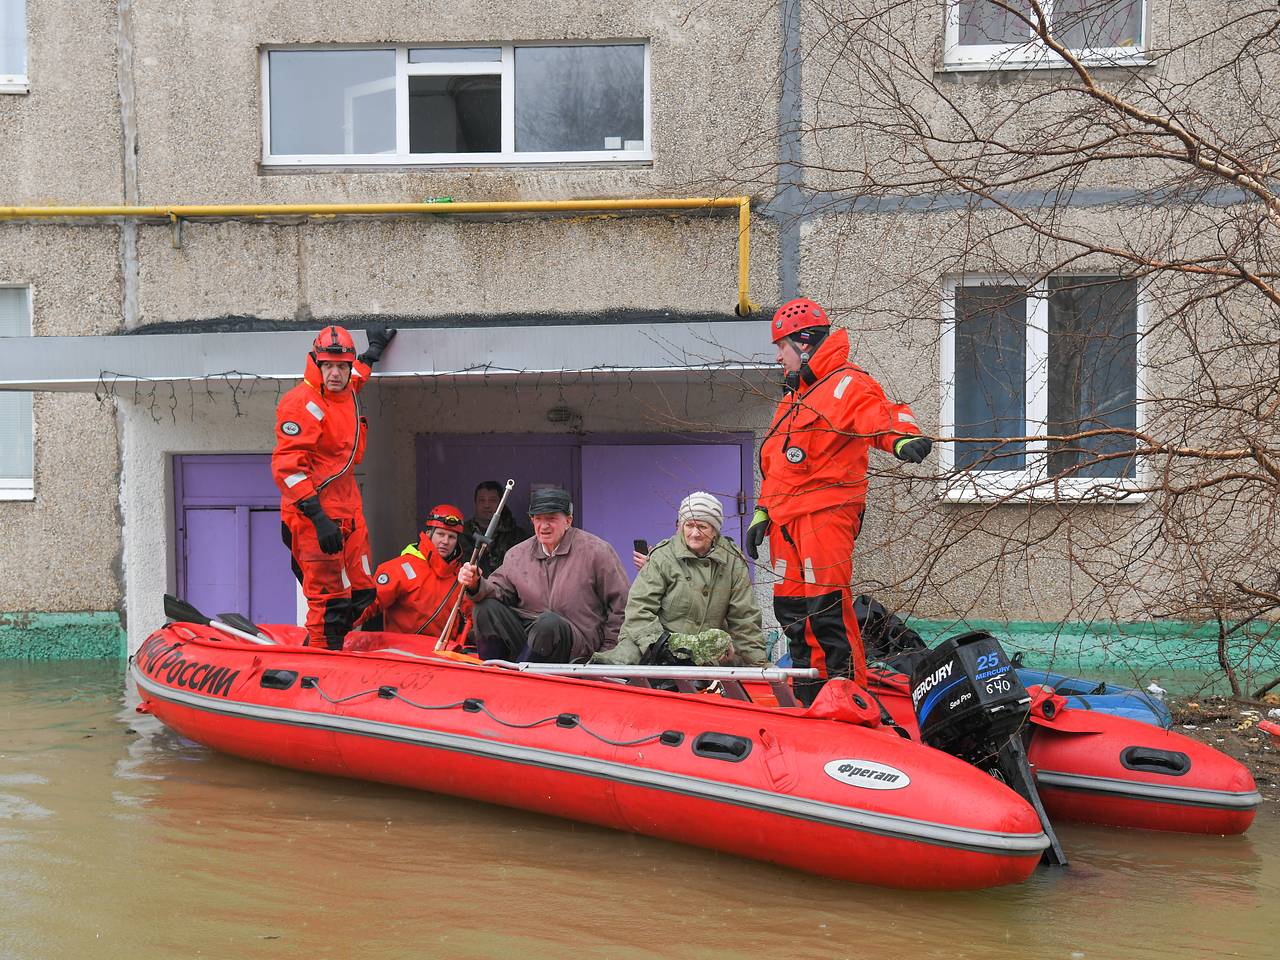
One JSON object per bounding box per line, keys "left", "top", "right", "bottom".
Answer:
{"left": 867, "top": 669, "right": 1260, "bottom": 835}
{"left": 132, "top": 619, "right": 1050, "bottom": 891}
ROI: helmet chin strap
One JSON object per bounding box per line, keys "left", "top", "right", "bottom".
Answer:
{"left": 784, "top": 348, "right": 819, "bottom": 394}
{"left": 782, "top": 328, "right": 826, "bottom": 393}
{"left": 799, "top": 359, "right": 818, "bottom": 387}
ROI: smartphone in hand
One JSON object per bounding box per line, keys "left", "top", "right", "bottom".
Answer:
{"left": 633, "top": 539, "right": 649, "bottom": 555}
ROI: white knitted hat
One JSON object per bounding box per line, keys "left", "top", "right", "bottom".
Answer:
{"left": 678, "top": 491, "right": 724, "bottom": 534}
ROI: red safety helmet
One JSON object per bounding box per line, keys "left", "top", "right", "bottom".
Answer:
{"left": 423, "top": 504, "right": 466, "bottom": 535}
{"left": 311, "top": 325, "right": 357, "bottom": 364}
{"left": 771, "top": 297, "right": 829, "bottom": 343}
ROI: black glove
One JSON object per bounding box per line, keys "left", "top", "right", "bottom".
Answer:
{"left": 893, "top": 436, "right": 932, "bottom": 464}
{"left": 745, "top": 507, "right": 770, "bottom": 560}
{"left": 359, "top": 327, "right": 397, "bottom": 366}
{"left": 298, "top": 496, "right": 343, "bottom": 554}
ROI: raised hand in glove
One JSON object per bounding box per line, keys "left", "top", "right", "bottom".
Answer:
{"left": 893, "top": 436, "right": 933, "bottom": 464}
{"left": 298, "top": 496, "right": 343, "bottom": 554}
{"left": 745, "top": 507, "right": 771, "bottom": 560}
{"left": 360, "top": 327, "right": 397, "bottom": 366}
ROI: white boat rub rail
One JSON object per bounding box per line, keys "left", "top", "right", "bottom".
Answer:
{"left": 132, "top": 665, "right": 1050, "bottom": 858}
{"left": 1035, "top": 769, "right": 1262, "bottom": 810}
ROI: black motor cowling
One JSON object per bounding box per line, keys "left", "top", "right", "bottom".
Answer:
{"left": 909, "top": 631, "right": 1030, "bottom": 764}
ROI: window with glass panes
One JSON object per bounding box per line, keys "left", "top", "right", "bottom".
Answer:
{"left": 942, "top": 276, "right": 1139, "bottom": 497}
{"left": 263, "top": 43, "right": 649, "bottom": 165}
{"left": 945, "top": 0, "right": 1145, "bottom": 69}
{"left": 0, "top": 0, "right": 27, "bottom": 89}
{"left": 0, "top": 286, "right": 33, "bottom": 498}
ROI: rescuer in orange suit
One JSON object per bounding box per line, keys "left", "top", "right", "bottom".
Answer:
{"left": 272, "top": 324, "right": 396, "bottom": 649}
{"left": 745, "top": 298, "right": 931, "bottom": 705}
{"left": 365, "top": 504, "right": 473, "bottom": 646}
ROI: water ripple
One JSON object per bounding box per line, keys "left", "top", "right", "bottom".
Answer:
{"left": 0, "top": 792, "right": 52, "bottom": 820}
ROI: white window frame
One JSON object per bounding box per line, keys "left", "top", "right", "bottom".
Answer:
{"left": 943, "top": 0, "right": 1149, "bottom": 71}
{"left": 0, "top": 0, "right": 28, "bottom": 94}
{"left": 939, "top": 275, "right": 1147, "bottom": 503}
{"left": 0, "top": 283, "right": 33, "bottom": 500}
{"left": 261, "top": 41, "right": 652, "bottom": 167}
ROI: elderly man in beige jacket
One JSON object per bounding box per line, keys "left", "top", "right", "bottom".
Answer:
{"left": 458, "top": 486, "right": 630, "bottom": 662}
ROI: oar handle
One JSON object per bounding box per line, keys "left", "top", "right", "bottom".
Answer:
{"left": 435, "top": 479, "right": 515, "bottom": 651}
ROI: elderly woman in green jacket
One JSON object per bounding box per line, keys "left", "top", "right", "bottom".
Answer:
{"left": 592, "top": 492, "right": 767, "bottom": 667}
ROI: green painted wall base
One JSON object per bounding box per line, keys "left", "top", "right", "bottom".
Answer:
{"left": 1, "top": 607, "right": 1272, "bottom": 675}
{"left": 911, "top": 618, "right": 1277, "bottom": 677}
{"left": 0, "top": 612, "right": 126, "bottom": 660}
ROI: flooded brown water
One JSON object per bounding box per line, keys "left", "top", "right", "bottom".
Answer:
{"left": 1, "top": 661, "right": 1276, "bottom": 960}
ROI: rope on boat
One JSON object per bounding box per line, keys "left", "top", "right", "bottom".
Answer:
{"left": 306, "top": 679, "right": 674, "bottom": 749}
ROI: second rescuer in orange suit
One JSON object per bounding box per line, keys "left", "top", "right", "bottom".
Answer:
{"left": 746, "top": 298, "right": 931, "bottom": 704}
{"left": 271, "top": 324, "right": 396, "bottom": 649}
{"left": 366, "top": 504, "right": 473, "bottom": 647}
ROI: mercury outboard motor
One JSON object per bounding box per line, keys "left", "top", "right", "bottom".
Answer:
{"left": 910, "top": 631, "right": 1067, "bottom": 866}
{"left": 911, "top": 631, "right": 1029, "bottom": 760}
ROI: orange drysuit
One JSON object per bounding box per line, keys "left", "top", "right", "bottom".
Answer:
{"left": 371, "top": 538, "right": 472, "bottom": 646}
{"left": 272, "top": 352, "right": 375, "bottom": 648}
{"left": 758, "top": 328, "right": 921, "bottom": 700}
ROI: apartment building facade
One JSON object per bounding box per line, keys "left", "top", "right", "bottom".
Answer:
{"left": 2, "top": 0, "right": 1269, "bottom": 674}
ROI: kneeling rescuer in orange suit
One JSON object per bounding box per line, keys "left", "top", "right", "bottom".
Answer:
{"left": 745, "top": 298, "right": 931, "bottom": 704}
{"left": 272, "top": 324, "right": 396, "bottom": 649}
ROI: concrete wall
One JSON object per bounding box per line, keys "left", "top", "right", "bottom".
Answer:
{"left": 132, "top": 216, "right": 778, "bottom": 326}
{"left": 0, "top": 0, "right": 123, "bottom": 203}
{"left": 0, "top": 225, "right": 122, "bottom": 618}
{"left": 129, "top": 0, "right": 778, "bottom": 201}
{"left": 0, "top": 0, "right": 126, "bottom": 651}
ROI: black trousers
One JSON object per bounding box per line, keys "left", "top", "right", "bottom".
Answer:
{"left": 775, "top": 592, "right": 852, "bottom": 706}
{"left": 472, "top": 599, "right": 575, "bottom": 662}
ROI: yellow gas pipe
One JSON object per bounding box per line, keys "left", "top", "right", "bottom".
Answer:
{"left": 0, "top": 197, "right": 759, "bottom": 316}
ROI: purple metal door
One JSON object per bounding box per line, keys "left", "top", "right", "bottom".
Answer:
{"left": 184, "top": 508, "right": 239, "bottom": 615}
{"left": 248, "top": 507, "right": 295, "bottom": 623}
{"left": 417, "top": 435, "right": 578, "bottom": 529}
{"left": 580, "top": 443, "right": 746, "bottom": 582}
{"left": 175, "top": 455, "right": 297, "bottom": 624}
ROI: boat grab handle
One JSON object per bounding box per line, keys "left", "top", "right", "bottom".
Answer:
{"left": 260, "top": 669, "right": 298, "bottom": 691}
{"left": 692, "top": 732, "right": 753, "bottom": 762}
{"left": 1120, "top": 746, "right": 1191, "bottom": 776}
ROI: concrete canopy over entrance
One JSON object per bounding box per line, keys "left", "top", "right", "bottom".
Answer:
{"left": 0, "top": 316, "right": 774, "bottom": 392}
